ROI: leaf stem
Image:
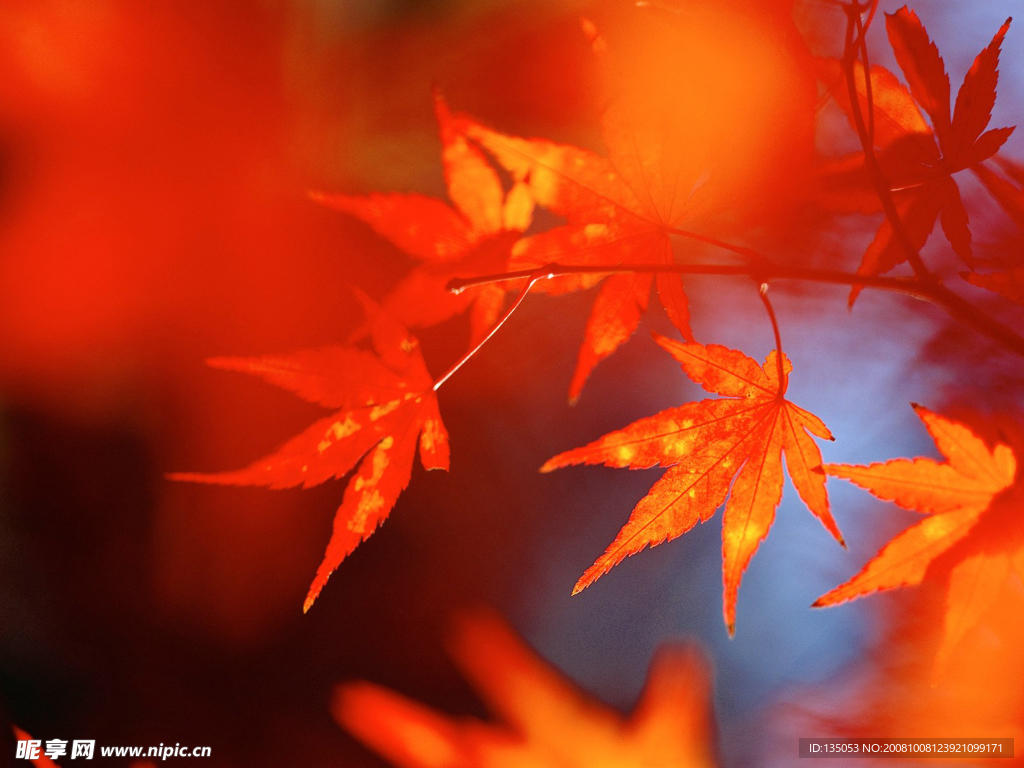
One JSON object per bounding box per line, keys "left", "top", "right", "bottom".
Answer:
{"left": 432, "top": 269, "right": 545, "bottom": 391}
{"left": 758, "top": 286, "right": 788, "bottom": 397}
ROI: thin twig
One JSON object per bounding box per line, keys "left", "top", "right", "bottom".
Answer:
{"left": 447, "top": 261, "right": 1024, "bottom": 359}
{"left": 852, "top": 3, "right": 875, "bottom": 147}
{"left": 433, "top": 269, "right": 544, "bottom": 391}
{"left": 841, "top": 1, "right": 932, "bottom": 280}
{"left": 448, "top": 262, "right": 924, "bottom": 296}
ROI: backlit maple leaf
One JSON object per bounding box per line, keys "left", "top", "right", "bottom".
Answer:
{"left": 823, "top": 7, "right": 1014, "bottom": 299}
{"left": 963, "top": 266, "right": 1024, "bottom": 305}
{"left": 460, "top": 16, "right": 738, "bottom": 402}
{"left": 170, "top": 293, "right": 449, "bottom": 611}
{"left": 966, "top": 159, "right": 1024, "bottom": 305}
{"left": 312, "top": 92, "right": 533, "bottom": 346}
{"left": 334, "top": 611, "right": 719, "bottom": 768}
{"left": 542, "top": 336, "right": 842, "bottom": 634}
{"left": 815, "top": 405, "right": 1019, "bottom": 680}
{"left": 975, "top": 158, "right": 1024, "bottom": 229}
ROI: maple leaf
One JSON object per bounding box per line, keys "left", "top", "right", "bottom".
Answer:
{"left": 312, "top": 91, "right": 533, "bottom": 346}
{"left": 458, "top": 18, "right": 722, "bottom": 402}
{"left": 965, "top": 160, "right": 1024, "bottom": 304}
{"left": 334, "top": 611, "right": 719, "bottom": 768}
{"left": 775, "top": 576, "right": 1024, "bottom": 759}
{"left": 815, "top": 405, "right": 1019, "bottom": 681}
{"left": 823, "top": 7, "right": 1014, "bottom": 299}
{"left": 541, "top": 336, "right": 842, "bottom": 634}
{"left": 170, "top": 293, "right": 450, "bottom": 612}
{"left": 963, "top": 266, "right": 1024, "bottom": 306}
{"left": 974, "top": 159, "right": 1024, "bottom": 229}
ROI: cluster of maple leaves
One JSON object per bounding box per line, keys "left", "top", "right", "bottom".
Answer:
{"left": 174, "top": 3, "right": 1024, "bottom": 679}
{"left": 822, "top": 7, "right": 1014, "bottom": 297}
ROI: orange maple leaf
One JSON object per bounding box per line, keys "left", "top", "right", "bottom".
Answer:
{"left": 815, "top": 405, "right": 1019, "bottom": 680}
{"left": 312, "top": 92, "right": 533, "bottom": 346}
{"left": 170, "top": 293, "right": 450, "bottom": 611}
{"left": 334, "top": 611, "right": 719, "bottom": 768}
{"left": 796, "top": 562, "right": 1024, "bottom": 751}
{"left": 823, "top": 7, "right": 1014, "bottom": 299}
{"left": 458, "top": 18, "right": 726, "bottom": 402}
{"left": 541, "top": 336, "right": 842, "bottom": 634}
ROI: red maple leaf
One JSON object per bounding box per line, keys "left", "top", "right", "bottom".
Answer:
{"left": 334, "top": 611, "right": 719, "bottom": 768}
{"left": 170, "top": 294, "right": 450, "bottom": 611}
{"left": 312, "top": 92, "right": 533, "bottom": 346}
{"left": 966, "top": 159, "right": 1024, "bottom": 304}
{"left": 963, "top": 266, "right": 1024, "bottom": 305}
{"left": 542, "top": 336, "right": 841, "bottom": 634}
{"left": 823, "top": 7, "right": 1014, "bottom": 299}
{"left": 815, "top": 405, "right": 1019, "bottom": 680}
{"left": 457, "top": 18, "right": 727, "bottom": 402}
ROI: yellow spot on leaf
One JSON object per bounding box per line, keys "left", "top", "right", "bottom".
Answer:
{"left": 348, "top": 490, "right": 385, "bottom": 534}
{"left": 616, "top": 445, "right": 636, "bottom": 463}
{"left": 317, "top": 415, "right": 361, "bottom": 453}
{"left": 370, "top": 400, "right": 402, "bottom": 421}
